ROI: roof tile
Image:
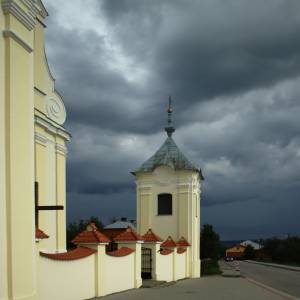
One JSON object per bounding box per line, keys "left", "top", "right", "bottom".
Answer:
{"left": 142, "top": 228, "right": 163, "bottom": 242}
{"left": 177, "top": 248, "right": 187, "bottom": 254}
{"left": 72, "top": 223, "right": 110, "bottom": 244}
{"left": 106, "top": 247, "right": 135, "bottom": 257}
{"left": 160, "top": 249, "right": 173, "bottom": 255}
{"left": 114, "top": 227, "right": 143, "bottom": 242}
{"left": 133, "top": 137, "right": 203, "bottom": 178}
{"left": 36, "top": 228, "right": 49, "bottom": 239}
{"left": 177, "top": 236, "right": 191, "bottom": 247}
{"left": 161, "top": 236, "right": 177, "bottom": 248}
{"left": 40, "top": 247, "right": 96, "bottom": 260}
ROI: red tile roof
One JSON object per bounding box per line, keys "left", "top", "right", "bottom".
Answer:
{"left": 40, "top": 247, "right": 96, "bottom": 260}
{"left": 177, "top": 248, "right": 187, "bottom": 254}
{"left": 101, "top": 228, "right": 126, "bottom": 240}
{"left": 114, "top": 227, "right": 143, "bottom": 242}
{"left": 160, "top": 249, "right": 173, "bottom": 255}
{"left": 72, "top": 223, "right": 111, "bottom": 244}
{"left": 161, "top": 236, "right": 177, "bottom": 248}
{"left": 142, "top": 228, "right": 163, "bottom": 242}
{"left": 106, "top": 247, "right": 135, "bottom": 257}
{"left": 177, "top": 236, "right": 191, "bottom": 247}
{"left": 36, "top": 228, "right": 49, "bottom": 239}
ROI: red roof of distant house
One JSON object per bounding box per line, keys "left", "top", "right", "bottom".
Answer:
{"left": 177, "top": 237, "right": 190, "bottom": 247}
{"left": 36, "top": 228, "right": 49, "bottom": 239}
{"left": 160, "top": 249, "right": 173, "bottom": 255}
{"left": 40, "top": 247, "right": 96, "bottom": 260}
{"left": 72, "top": 223, "right": 110, "bottom": 244}
{"left": 142, "top": 228, "right": 163, "bottom": 242}
{"left": 106, "top": 247, "right": 135, "bottom": 257}
{"left": 177, "top": 248, "right": 186, "bottom": 254}
{"left": 114, "top": 227, "right": 143, "bottom": 242}
{"left": 161, "top": 236, "right": 177, "bottom": 248}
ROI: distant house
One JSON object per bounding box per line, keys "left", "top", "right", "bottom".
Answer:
{"left": 240, "top": 240, "right": 262, "bottom": 250}
{"left": 226, "top": 245, "right": 246, "bottom": 259}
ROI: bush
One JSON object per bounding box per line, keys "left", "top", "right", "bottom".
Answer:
{"left": 200, "top": 224, "right": 221, "bottom": 260}
{"left": 263, "top": 236, "right": 300, "bottom": 264}
{"left": 201, "top": 259, "right": 222, "bottom": 276}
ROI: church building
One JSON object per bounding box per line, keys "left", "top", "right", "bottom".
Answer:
{"left": 133, "top": 98, "right": 204, "bottom": 278}
{"left": 1, "top": 1, "right": 204, "bottom": 299}
{"left": 1, "top": 1, "right": 70, "bottom": 299}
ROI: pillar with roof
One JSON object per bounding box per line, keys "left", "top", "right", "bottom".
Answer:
{"left": 132, "top": 97, "right": 203, "bottom": 278}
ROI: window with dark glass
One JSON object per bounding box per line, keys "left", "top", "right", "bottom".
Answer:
{"left": 157, "top": 193, "right": 172, "bottom": 215}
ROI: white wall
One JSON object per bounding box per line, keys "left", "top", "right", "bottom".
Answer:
{"left": 102, "top": 253, "right": 135, "bottom": 295}
{"left": 157, "top": 253, "right": 173, "bottom": 282}
{"left": 175, "top": 252, "right": 186, "bottom": 280}
{"left": 38, "top": 255, "right": 96, "bottom": 300}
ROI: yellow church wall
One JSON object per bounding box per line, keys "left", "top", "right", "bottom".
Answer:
{"left": 5, "top": 14, "right": 33, "bottom": 49}
{"left": 38, "top": 255, "right": 96, "bottom": 300}
{"left": 56, "top": 149, "right": 67, "bottom": 251}
{"left": 2, "top": 10, "right": 37, "bottom": 300}
{"left": 34, "top": 123, "right": 68, "bottom": 252}
{"left": 0, "top": 7, "right": 9, "bottom": 300}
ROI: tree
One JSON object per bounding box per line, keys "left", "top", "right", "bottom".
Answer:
{"left": 200, "top": 224, "right": 221, "bottom": 260}
{"left": 66, "top": 216, "right": 104, "bottom": 249}
{"left": 244, "top": 245, "right": 255, "bottom": 259}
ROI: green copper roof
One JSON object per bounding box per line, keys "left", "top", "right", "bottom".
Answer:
{"left": 133, "top": 136, "right": 203, "bottom": 177}
{"left": 132, "top": 97, "right": 203, "bottom": 178}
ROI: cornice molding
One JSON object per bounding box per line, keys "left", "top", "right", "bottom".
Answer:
{"left": 35, "top": 132, "right": 68, "bottom": 156}
{"left": 2, "top": 0, "right": 36, "bottom": 30}
{"left": 55, "top": 144, "right": 68, "bottom": 155}
{"left": 35, "top": 132, "right": 47, "bottom": 145}
{"left": 2, "top": 29, "right": 33, "bottom": 52}
{"left": 35, "top": 115, "right": 71, "bottom": 141}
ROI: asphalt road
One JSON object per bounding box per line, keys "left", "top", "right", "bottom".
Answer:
{"left": 99, "top": 277, "right": 286, "bottom": 300}
{"left": 239, "top": 261, "right": 300, "bottom": 298}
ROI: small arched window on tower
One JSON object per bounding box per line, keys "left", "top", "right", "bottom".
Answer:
{"left": 157, "top": 193, "right": 172, "bottom": 215}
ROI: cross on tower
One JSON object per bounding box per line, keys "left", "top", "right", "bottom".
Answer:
{"left": 34, "top": 181, "right": 64, "bottom": 228}
{"left": 165, "top": 96, "right": 175, "bottom": 137}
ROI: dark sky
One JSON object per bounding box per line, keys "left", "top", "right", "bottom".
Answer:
{"left": 43, "top": 0, "right": 300, "bottom": 240}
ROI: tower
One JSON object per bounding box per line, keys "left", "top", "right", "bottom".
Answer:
{"left": 133, "top": 98, "right": 204, "bottom": 277}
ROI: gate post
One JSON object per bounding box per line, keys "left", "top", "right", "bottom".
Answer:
{"left": 114, "top": 227, "right": 144, "bottom": 288}
{"left": 71, "top": 223, "right": 111, "bottom": 297}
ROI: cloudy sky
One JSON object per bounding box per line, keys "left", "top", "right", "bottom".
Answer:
{"left": 43, "top": 0, "right": 300, "bottom": 240}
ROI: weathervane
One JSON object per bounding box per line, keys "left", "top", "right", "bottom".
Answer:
{"left": 165, "top": 96, "right": 175, "bottom": 137}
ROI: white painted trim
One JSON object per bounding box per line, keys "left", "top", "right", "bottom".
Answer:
{"left": 55, "top": 144, "right": 67, "bottom": 155}
{"left": 35, "top": 132, "right": 47, "bottom": 145}
{"left": 2, "top": 29, "right": 33, "bottom": 53}
{"left": 35, "top": 115, "right": 71, "bottom": 141}
{"left": 43, "top": 47, "right": 55, "bottom": 81}
{"left": 1, "top": 0, "right": 36, "bottom": 30}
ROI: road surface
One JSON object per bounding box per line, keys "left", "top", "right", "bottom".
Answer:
{"left": 99, "top": 276, "right": 288, "bottom": 300}
{"left": 239, "top": 261, "right": 300, "bottom": 298}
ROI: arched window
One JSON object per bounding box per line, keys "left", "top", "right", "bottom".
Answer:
{"left": 157, "top": 193, "right": 172, "bottom": 215}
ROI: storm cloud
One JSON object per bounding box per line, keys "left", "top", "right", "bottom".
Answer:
{"left": 43, "top": 0, "right": 300, "bottom": 239}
